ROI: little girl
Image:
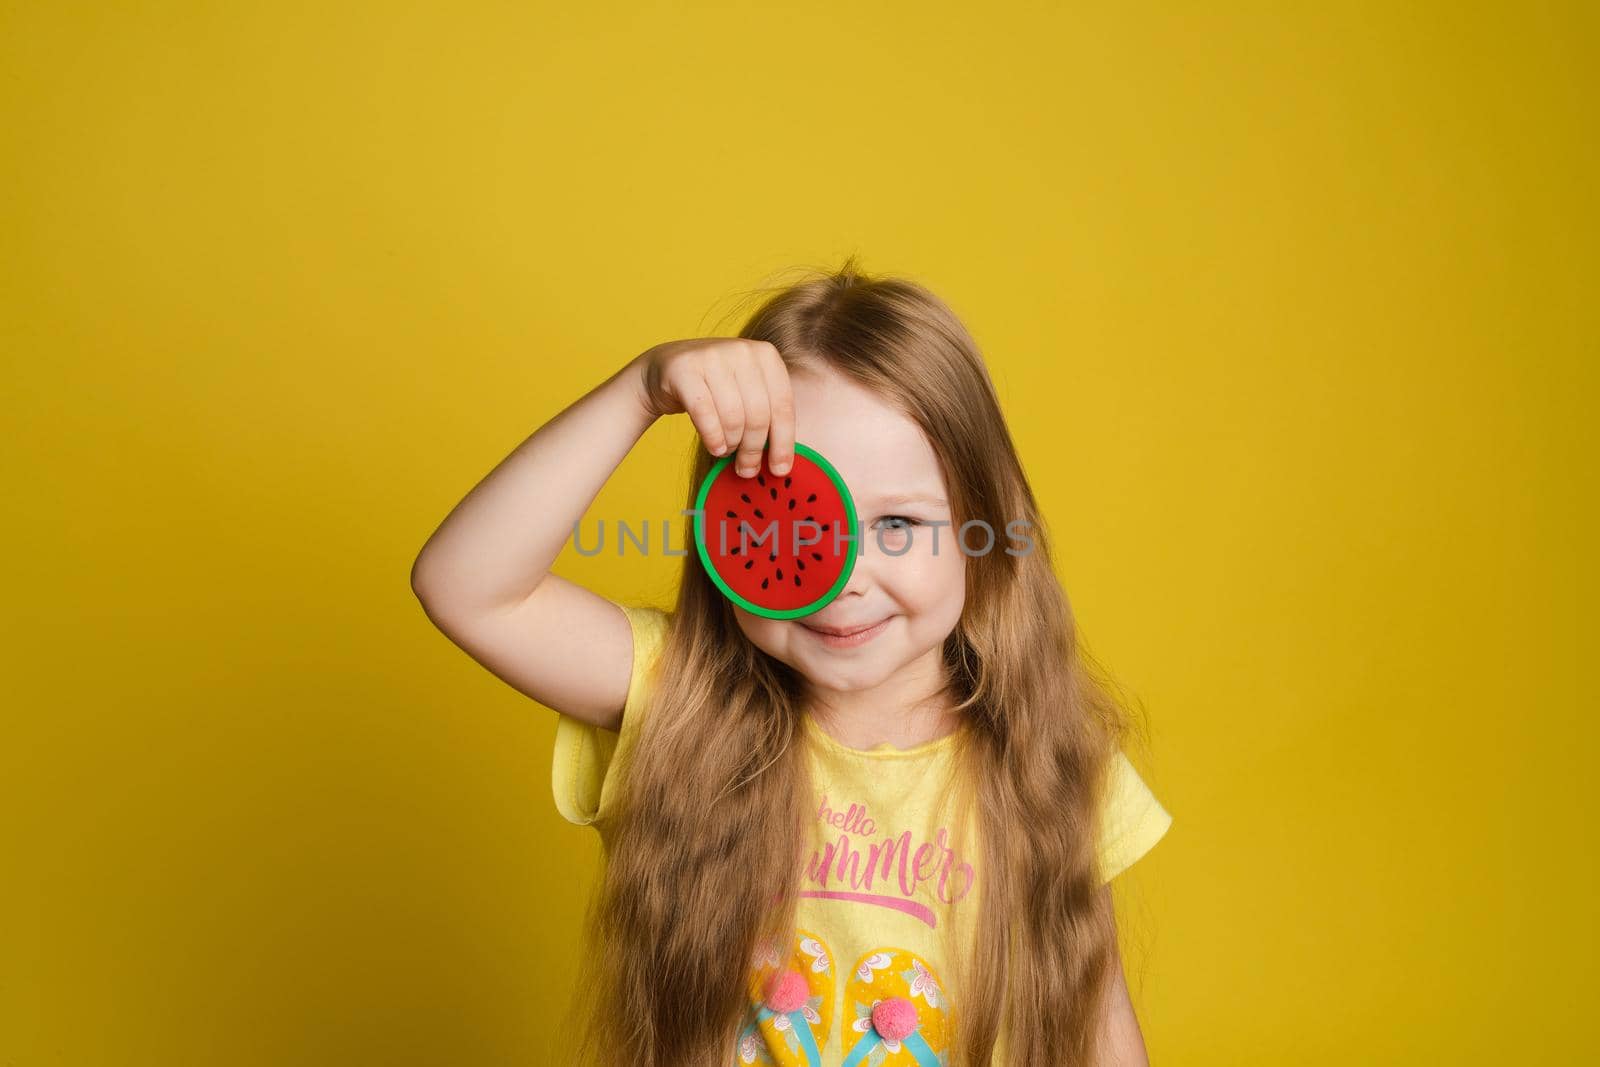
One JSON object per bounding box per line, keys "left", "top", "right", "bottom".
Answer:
{"left": 412, "top": 260, "right": 1173, "bottom": 1067}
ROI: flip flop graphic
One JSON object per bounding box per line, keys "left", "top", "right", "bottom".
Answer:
{"left": 839, "top": 946, "right": 953, "bottom": 1067}
{"left": 733, "top": 928, "right": 836, "bottom": 1066}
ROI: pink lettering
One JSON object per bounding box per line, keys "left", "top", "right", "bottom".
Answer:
{"left": 816, "top": 793, "right": 875, "bottom": 836}
{"left": 802, "top": 805, "right": 975, "bottom": 910}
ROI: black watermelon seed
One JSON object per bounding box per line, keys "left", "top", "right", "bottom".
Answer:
{"left": 761, "top": 578, "right": 769, "bottom": 589}
{"left": 754, "top": 508, "right": 764, "bottom": 519}
{"left": 807, "top": 493, "right": 816, "bottom": 503}
{"left": 793, "top": 575, "right": 801, "bottom": 587}
{"left": 796, "top": 559, "right": 805, "bottom": 570}
{"left": 776, "top": 569, "right": 783, "bottom": 581}
{"left": 744, "top": 560, "right": 754, "bottom": 569}
{"left": 740, "top": 493, "right": 751, "bottom": 503}
{"left": 787, "top": 499, "right": 796, "bottom": 510}
{"left": 769, "top": 488, "right": 777, "bottom": 501}
{"left": 811, "top": 552, "right": 822, "bottom": 561}
{"left": 757, "top": 474, "right": 765, "bottom": 486}
{"left": 784, "top": 476, "right": 791, "bottom": 488}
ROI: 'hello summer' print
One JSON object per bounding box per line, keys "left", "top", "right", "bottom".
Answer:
{"left": 801, "top": 794, "right": 975, "bottom": 927}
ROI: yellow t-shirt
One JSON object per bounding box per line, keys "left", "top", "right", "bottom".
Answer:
{"left": 552, "top": 603, "right": 1173, "bottom": 1067}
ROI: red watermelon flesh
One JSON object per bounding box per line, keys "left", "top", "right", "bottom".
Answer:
{"left": 693, "top": 443, "right": 858, "bottom": 618}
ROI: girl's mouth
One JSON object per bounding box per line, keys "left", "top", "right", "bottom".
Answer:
{"left": 801, "top": 616, "right": 892, "bottom": 648}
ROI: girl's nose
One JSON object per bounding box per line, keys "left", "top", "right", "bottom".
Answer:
{"left": 834, "top": 539, "right": 875, "bottom": 599}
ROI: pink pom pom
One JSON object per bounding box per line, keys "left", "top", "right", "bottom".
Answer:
{"left": 762, "top": 968, "right": 809, "bottom": 1014}
{"left": 871, "top": 996, "right": 918, "bottom": 1041}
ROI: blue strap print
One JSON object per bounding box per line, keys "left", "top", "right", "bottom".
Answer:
{"left": 841, "top": 1025, "right": 940, "bottom": 1067}
{"left": 754, "top": 1004, "right": 822, "bottom": 1067}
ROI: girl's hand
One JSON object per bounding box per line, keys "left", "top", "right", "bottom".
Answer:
{"left": 632, "top": 338, "right": 796, "bottom": 478}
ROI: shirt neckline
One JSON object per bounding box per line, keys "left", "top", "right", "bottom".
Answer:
{"left": 801, "top": 711, "right": 962, "bottom": 760}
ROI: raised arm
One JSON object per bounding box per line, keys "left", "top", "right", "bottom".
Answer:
{"left": 409, "top": 340, "right": 794, "bottom": 731}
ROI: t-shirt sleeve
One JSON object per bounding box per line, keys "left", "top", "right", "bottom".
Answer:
{"left": 1096, "top": 750, "right": 1174, "bottom": 883}
{"left": 550, "top": 602, "right": 672, "bottom": 828}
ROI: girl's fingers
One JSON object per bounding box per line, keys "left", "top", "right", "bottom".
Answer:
{"left": 658, "top": 340, "right": 792, "bottom": 469}
{"left": 757, "top": 344, "right": 796, "bottom": 476}
{"left": 700, "top": 352, "right": 745, "bottom": 458}
{"left": 679, "top": 380, "right": 727, "bottom": 456}
{"left": 730, "top": 355, "right": 771, "bottom": 477}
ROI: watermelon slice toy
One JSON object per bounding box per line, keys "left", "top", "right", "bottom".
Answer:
{"left": 692, "top": 442, "right": 859, "bottom": 620}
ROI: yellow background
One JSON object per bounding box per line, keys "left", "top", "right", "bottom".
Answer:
{"left": 3, "top": 2, "right": 1592, "bottom": 1063}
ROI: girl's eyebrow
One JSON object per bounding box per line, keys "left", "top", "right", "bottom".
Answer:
{"left": 863, "top": 492, "right": 948, "bottom": 509}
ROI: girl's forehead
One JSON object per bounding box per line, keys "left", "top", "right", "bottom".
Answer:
{"left": 790, "top": 368, "right": 946, "bottom": 502}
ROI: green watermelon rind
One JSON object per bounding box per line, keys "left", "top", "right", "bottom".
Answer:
{"left": 692, "top": 441, "right": 859, "bottom": 620}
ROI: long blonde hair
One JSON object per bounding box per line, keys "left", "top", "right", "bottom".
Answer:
{"left": 564, "top": 257, "right": 1136, "bottom": 1065}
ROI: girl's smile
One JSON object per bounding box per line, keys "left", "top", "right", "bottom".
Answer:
{"left": 799, "top": 615, "right": 895, "bottom": 648}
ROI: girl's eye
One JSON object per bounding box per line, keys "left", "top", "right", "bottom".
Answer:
{"left": 876, "top": 515, "right": 920, "bottom": 530}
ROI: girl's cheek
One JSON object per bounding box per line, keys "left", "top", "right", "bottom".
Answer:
{"left": 894, "top": 530, "right": 963, "bottom": 581}
{"left": 875, "top": 529, "right": 912, "bottom": 555}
